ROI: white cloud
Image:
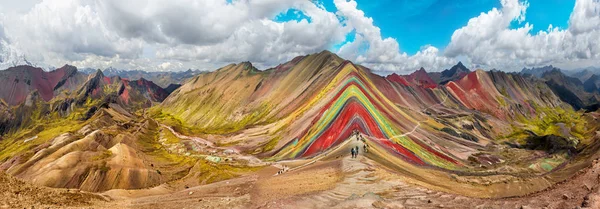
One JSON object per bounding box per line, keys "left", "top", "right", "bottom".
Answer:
{"left": 0, "top": 0, "right": 351, "bottom": 71}
{"left": 0, "top": 0, "right": 599, "bottom": 73}
{"left": 147, "top": 0, "right": 350, "bottom": 68}
{"left": 569, "top": 0, "right": 600, "bottom": 35}
{"left": 0, "top": 0, "right": 144, "bottom": 70}
{"left": 445, "top": 0, "right": 600, "bottom": 71}
{"left": 334, "top": 0, "right": 455, "bottom": 73}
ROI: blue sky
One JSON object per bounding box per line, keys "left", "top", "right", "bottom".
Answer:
{"left": 316, "top": 0, "right": 575, "bottom": 55}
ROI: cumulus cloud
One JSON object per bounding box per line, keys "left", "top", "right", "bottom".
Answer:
{"left": 1, "top": 0, "right": 599, "bottom": 73}
{"left": 0, "top": 16, "right": 34, "bottom": 69}
{"left": 146, "top": 0, "right": 350, "bottom": 68}
{"left": 334, "top": 0, "right": 455, "bottom": 73}
{"left": 0, "top": 0, "right": 352, "bottom": 71}
{"left": 2, "top": 0, "right": 144, "bottom": 69}
{"left": 0, "top": 0, "right": 456, "bottom": 73}
{"left": 445, "top": 0, "right": 600, "bottom": 71}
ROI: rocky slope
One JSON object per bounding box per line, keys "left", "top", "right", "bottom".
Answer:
{"left": 0, "top": 65, "right": 87, "bottom": 106}
{"left": 0, "top": 67, "right": 173, "bottom": 137}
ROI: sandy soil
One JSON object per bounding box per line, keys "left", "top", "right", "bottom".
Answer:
{"left": 3, "top": 134, "right": 600, "bottom": 209}
{"left": 3, "top": 153, "right": 600, "bottom": 209}
{"left": 0, "top": 172, "right": 106, "bottom": 209}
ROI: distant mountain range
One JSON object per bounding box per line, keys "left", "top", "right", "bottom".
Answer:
{"left": 80, "top": 67, "right": 203, "bottom": 88}
{"left": 520, "top": 65, "right": 600, "bottom": 110}
{"left": 521, "top": 65, "right": 600, "bottom": 82}
{"left": 521, "top": 65, "right": 561, "bottom": 78}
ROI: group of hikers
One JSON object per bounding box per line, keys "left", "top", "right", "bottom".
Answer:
{"left": 276, "top": 165, "right": 289, "bottom": 175}
{"left": 350, "top": 130, "right": 369, "bottom": 158}
{"left": 350, "top": 146, "right": 360, "bottom": 158}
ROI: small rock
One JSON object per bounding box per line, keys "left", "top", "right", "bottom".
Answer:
{"left": 189, "top": 191, "right": 193, "bottom": 195}
{"left": 371, "top": 201, "right": 388, "bottom": 209}
{"left": 520, "top": 206, "right": 532, "bottom": 209}
{"left": 583, "top": 200, "right": 590, "bottom": 207}
{"left": 427, "top": 200, "right": 432, "bottom": 203}
{"left": 562, "top": 194, "right": 570, "bottom": 200}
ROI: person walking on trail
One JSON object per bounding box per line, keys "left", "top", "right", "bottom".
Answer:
{"left": 355, "top": 146, "right": 359, "bottom": 156}
{"left": 363, "top": 144, "right": 368, "bottom": 153}
{"left": 350, "top": 147, "right": 355, "bottom": 158}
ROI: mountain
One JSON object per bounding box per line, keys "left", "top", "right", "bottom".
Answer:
{"left": 0, "top": 100, "right": 12, "bottom": 135}
{"left": 0, "top": 65, "right": 87, "bottom": 106}
{"left": 1, "top": 51, "right": 600, "bottom": 202}
{"left": 541, "top": 69, "right": 599, "bottom": 110}
{"left": 160, "top": 50, "right": 573, "bottom": 166}
{"left": 520, "top": 65, "right": 560, "bottom": 78}
{"left": 570, "top": 69, "right": 595, "bottom": 82}
{"left": 387, "top": 67, "right": 437, "bottom": 88}
{"left": 584, "top": 74, "right": 600, "bottom": 92}
{"left": 160, "top": 50, "right": 345, "bottom": 134}
{"left": 564, "top": 66, "right": 600, "bottom": 82}
{"left": 429, "top": 61, "right": 471, "bottom": 84}
{"left": 76, "top": 70, "right": 170, "bottom": 110}
{"left": 0, "top": 67, "right": 172, "bottom": 137}
{"left": 80, "top": 68, "right": 202, "bottom": 88}
{"left": 164, "top": 83, "right": 182, "bottom": 94}
{"left": 0, "top": 66, "right": 183, "bottom": 193}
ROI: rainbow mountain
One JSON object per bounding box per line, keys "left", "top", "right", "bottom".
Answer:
{"left": 1, "top": 50, "right": 599, "bottom": 199}
{"left": 159, "top": 50, "right": 586, "bottom": 176}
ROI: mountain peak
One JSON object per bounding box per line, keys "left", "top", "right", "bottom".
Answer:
{"left": 94, "top": 69, "right": 105, "bottom": 78}
{"left": 318, "top": 49, "right": 335, "bottom": 55}
{"left": 451, "top": 61, "right": 469, "bottom": 71}
{"left": 436, "top": 62, "right": 471, "bottom": 84}
{"left": 313, "top": 49, "right": 343, "bottom": 63}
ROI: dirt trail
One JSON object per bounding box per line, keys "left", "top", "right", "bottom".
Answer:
{"left": 393, "top": 92, "right": 448, "bottom": 139}
{"left": 260, "top": 153, "right": 600, "bottom": 209}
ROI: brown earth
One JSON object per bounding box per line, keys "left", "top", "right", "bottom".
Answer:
{"left": 2, "top": 152, "right": 600, "bottom": 209}
{"left": 3, "top": 132, "right": 600, "bottom": 209}
{"left": 0, "top": 172, "right": 106, "bottom": 209}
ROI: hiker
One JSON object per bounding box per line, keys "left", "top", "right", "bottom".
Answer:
{"left": 355, "top": 146, "right": 359, "bottom": 156}
{"left": 363, "top": 144, "right": 368, "bottom": 153}
{"left": 350, "top": 147, "right": 355, "bottom": 158}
